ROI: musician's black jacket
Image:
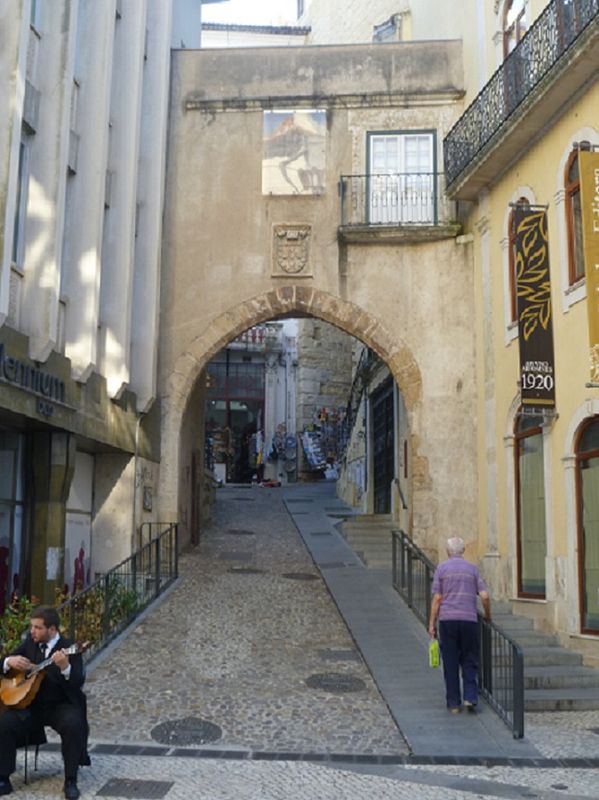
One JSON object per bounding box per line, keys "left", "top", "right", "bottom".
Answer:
{"left": 1, "top": 633, "right": 90, "bottom": 760}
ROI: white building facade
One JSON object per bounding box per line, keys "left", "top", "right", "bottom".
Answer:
{"left": 0, "top": 0, "right": 212, "bottom": 607}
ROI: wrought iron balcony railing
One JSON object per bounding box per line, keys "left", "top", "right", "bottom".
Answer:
{"left": 444, "top": 0, "right": 599, "bottom": 190}
{"left": 339, "top": 172, "right": 455, "bottom": 228}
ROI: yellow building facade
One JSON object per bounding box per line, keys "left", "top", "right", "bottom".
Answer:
{"left": 445, "top": 0, "right": 599, "bottom": 660}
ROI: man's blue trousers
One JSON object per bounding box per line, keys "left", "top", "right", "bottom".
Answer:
{"left": 438, "top": 619, "right": 479, "bottom": 709}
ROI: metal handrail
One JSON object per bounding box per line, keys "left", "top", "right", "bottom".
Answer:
{"left": 59, "top": 523, "right": 179, "bottom": 663}
{"left": 444, "top": 0, "right": 599, "bottom": 187}
{"left": 391, "top": 529, "right": 525, "bottom": 738}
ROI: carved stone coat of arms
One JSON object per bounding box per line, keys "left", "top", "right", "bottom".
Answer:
{"left": 272, "top": 224, "right": 312, "bottom": 277}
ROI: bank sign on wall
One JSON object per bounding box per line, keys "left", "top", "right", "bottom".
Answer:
{"left": 580, "top": 150, "right": 599, "bottom": 383}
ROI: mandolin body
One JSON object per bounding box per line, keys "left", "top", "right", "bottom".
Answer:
{"left": 0, "top": 670, "right": 45, "bottom": 709}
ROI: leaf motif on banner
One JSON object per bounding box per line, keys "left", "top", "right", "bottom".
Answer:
{"left": 516, "top": 211, "right": 551, "bottom": 341}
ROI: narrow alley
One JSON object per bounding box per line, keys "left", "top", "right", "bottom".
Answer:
{"left": 11, "top": 485, "right": 599, "bottom": 799}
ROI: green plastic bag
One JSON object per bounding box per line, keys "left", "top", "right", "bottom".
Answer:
{"left": 429, "top": 638, "right": 440, "bottom": 668}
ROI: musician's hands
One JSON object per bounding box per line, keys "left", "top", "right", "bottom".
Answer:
{"left": 52, "top": 650, "right": 70, "bottom": 671}
{"left": 6, "top": 655, "right": 32, "bottom": 672}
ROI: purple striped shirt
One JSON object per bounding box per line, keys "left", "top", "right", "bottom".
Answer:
{"left": 431, "top": 556, "right": 486, "bottom": 622}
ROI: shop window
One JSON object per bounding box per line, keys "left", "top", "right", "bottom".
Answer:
{"left": 565, "top": 147, "right": 586, "bottom": 286}
{"left": 515, "top": 413, "right": 546, "bottom": 597}
{"left": 503, "top": 0, "right": 527, "bottom": 57}
{"left": 576, "top": 417, "right": 599, "bottom": 634}
{"left": 0, "top": 433, "right": 25, "bottom": 613}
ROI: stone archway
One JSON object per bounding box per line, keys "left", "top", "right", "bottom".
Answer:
{"left": 158, "top": 285, "right": 426, "bottom": 532}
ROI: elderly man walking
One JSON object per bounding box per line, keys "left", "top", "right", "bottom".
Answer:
{"left": 428, "top": 537, "right": 491, "bottom": 713}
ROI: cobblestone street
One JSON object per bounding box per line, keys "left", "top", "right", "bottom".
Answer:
{"left": 16, "top": 485, "right": 599, "bottom": 799}
{"left": 86, "top": 485, "right": 407, "bottom": 755}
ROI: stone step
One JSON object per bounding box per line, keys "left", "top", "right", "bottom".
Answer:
{"left": 344, "top": 537, "right": 391, "bottom": 550}
{"left": 525, "top": 687, "right": 599, "bottom": 711}
{"left": 342, "top": 522, "right": 394, "bottom": 532}
{"left": 363, "top": 558, "right": 393, "bottom": 569}
{"left": 343, "top": 514, "right": 393, "bottom": 524}
{"left": 503, "top": 632, "right": 560, "bottom": 647}
{"left": 524, "top": 666, "right": 599, "bottom": 690}
{"left": 520, "top": 646, "right": 583, "bottom": 667}
{"left": 492, "top": 614, "right": 535, "bottom": 631}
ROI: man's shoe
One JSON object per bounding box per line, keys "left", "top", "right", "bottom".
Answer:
{"left": 464, "top": 700, "right": 477, "bottom": 713}
{"left": 0, "top": 778, "right": 12, "bottom": 796}
{"left": 63, "top": 779, "right": 80, "bottom": 800}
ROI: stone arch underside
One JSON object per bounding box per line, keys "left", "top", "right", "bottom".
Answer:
{"left": 159, "top": 285, "right": 432, "bottom": 541}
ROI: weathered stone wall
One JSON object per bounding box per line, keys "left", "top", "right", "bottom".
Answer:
{"left": 301, "top": 0, "right": 410, "bottom": 44}
{"left": 159, "top": 41, "right": 477, "bottom": 558}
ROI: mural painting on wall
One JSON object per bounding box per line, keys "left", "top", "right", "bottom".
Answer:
{"left": 262, "top": 109, "right": 326, "bottom": 195}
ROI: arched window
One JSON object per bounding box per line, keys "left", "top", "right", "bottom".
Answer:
{"left": 507, "top": 198, "right": 529, "bottom": 326}
{"left": 565, "top": 147, "right": 586, "bottom": 285}
{"left": 515, "top": 412, "right": 546, "bottom": 597}
{"left": 576, "top": 417, "right": 599, "bottom": 634}
{"left": 503, "top": 0, "right": 528, "bottom": 57}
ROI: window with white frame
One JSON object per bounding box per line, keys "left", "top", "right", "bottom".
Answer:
{"left": 367, "top": 131, "right": 435, "bottom": 225}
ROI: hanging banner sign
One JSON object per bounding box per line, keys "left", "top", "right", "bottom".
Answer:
{"left": 514, "top": 206, "right": 556, "bottom": 407}
{"left": 579, "top": 150, "right": 599, "bottom": 382}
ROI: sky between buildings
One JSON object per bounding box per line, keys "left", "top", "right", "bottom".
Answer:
{"left": 202, "top": 0, "right": 299, "bottom": 26}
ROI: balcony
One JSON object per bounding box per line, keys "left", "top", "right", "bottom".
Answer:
{"left": 228, "top": 323, "right": 281, "bottom": 352}
{"left": 338, "top": 173, "right": 460, "bottom": 244}
{"left": 444, "top": 0, "right": 599, "bottom": 200}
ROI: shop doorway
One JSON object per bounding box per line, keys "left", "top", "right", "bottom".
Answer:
{"left": 0, "top": 431, "right": 26, "bottom": 613}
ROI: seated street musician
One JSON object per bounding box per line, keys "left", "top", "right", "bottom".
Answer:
{"left": 0, "top": 606, "right": 90, "bottom": 799}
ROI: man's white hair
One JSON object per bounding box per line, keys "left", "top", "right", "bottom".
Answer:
{"left": 446, "top": 536, "right": 465, "bottom": 556}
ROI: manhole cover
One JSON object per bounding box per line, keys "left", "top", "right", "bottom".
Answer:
{"left": 305, "top": 673, "right": 366, "bottom": 694}
{"left": 151, "top": 717, "right": 222, "bottom": 746}
{"left": 97, "top": 778, "right": 174, "bottom": 798}
{"left": 225, "top": 529, "right": 255, "bottom": 536}
{"left": 282, "top": 572, "right": 320, "bottom": 581}
{"left": 229, "top": 566, "right": 264, "bottom": 575}
{"left": 231, "top": 497, "right": 255, "bottom": 502}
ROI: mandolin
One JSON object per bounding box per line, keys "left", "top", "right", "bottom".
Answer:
{"left": 0, "top": 642, "right": 89, "bottom": 710}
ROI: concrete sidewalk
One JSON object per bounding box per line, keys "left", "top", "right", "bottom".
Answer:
{"left": 284, "top": 482, "right": 539, "bottom": 759}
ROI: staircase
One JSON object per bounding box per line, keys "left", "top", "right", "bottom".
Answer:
{"left": 339, "top": 514, "right": 394, "bottom": 569}
{"left": 494, "top": 604, "right": 599, "bottom": 711}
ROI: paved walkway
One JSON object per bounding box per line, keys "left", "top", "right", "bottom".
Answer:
{"left": 10, "top": 483, "right": 599, "bottom": 799}
{"left": 282, "top": 482, "right": 538, "bottom": 759}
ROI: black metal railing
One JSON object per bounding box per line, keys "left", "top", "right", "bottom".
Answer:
{"left": 391, "top": 529, "right": 525, "bottom": 738}
{"left": 138, "top": 521, "right": 177, "bottom": 549}
{"left": 444, "top": 0, "right": 599, "bottom": 187}
{"left": 392, "top": 529, "right": 436, "bottom": 626}
{"left": 59, "top": 523, "right": 178, "bottom": 663}
{"left": 339, "top": 172, "right": 455, "bottom": 227}
{"left": 479, "top": 615, "right": 525, "bottom": 739}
